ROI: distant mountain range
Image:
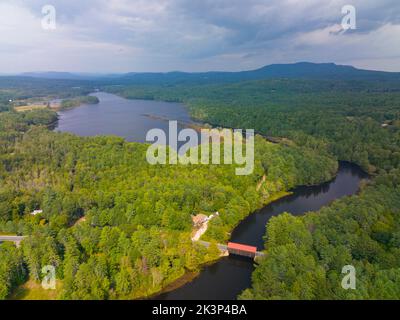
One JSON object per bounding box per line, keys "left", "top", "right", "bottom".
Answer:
{"left": 15, "top": 62, "right": 400, "bottom": 84}
{"left": 19, "top": 72, "right": 110, "bottom": 80}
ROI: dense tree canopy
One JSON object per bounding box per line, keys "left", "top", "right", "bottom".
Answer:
{"left": 105, "top": 79, "right": 400, "bottom": 173}
{"left": 1, "top": 74, "right": 400, "bottom": 300}
{"left": 105, "top": 78, "right": 400, "bottom": 300}
{"left": 0, "top": 106, "right": 335, "bottom": 299}
{"left": 241, "top": 171, "right": 400, "bottom": 299}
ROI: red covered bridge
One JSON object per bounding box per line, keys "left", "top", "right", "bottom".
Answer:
{"left": 227, "top": 242, "right": 258, "bottom": 258}
{"left": 196, "top": 240, "right": 265, "bottom": 259}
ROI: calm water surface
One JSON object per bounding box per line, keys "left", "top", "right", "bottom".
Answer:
{"left": 56, "top": 92, "right": 194, "bottom": 145}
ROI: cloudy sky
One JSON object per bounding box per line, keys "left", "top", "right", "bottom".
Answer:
{"left": 0, "top": 0, "right": 399, "bottom": 73}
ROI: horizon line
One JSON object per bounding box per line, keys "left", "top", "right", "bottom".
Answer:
{"left": 2, "top": 61, "right": 400, "bottom": 77}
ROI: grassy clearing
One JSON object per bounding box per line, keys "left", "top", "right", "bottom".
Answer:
{"left": 14, "top": 105, "right": 48, "bottom": 112}
{"left": 10, "top": 279, "right": 61, "bottom": 300}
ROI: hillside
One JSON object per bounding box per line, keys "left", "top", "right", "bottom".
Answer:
{"left": 14, "top": 62, "right": 400, "bottom": 85}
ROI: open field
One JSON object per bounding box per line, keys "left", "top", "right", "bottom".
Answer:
{"left": 10, "top": 279, "right": 61, "bottom": 300}
{"left": 14, "top": 104, "right": 49, "bottom": 112}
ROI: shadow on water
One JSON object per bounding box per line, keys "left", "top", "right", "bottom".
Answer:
{"left": 156, "top": 162, "right": 368, "bottom": 300}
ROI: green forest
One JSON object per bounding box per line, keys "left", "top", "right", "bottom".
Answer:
{"left": 104, "top": 77, "right": 400, "bottom": 299}
{"left": 0, "top": 102, "right": 335, "bottom": 299}
{"left": 59, "top": 96, "right": 100, "bottom": 110}
{"left": 1, "top": 73, "right": 400, "bottom": 300}
{"left": 240, "top": 170, "right": 400, "bottom": 299}
{"left": 1, "top": 0, "right": 400, "bottom": 304}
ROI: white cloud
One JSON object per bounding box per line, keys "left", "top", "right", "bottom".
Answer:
{"left": 0, "top": 0, "right": 399, "bottom": 72}
{"left": 291, "top": 23, "right": 400, "bottom": 71}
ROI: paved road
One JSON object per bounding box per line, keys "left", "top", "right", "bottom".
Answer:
{"left": 197, "top": 240, "right": 227, "bottom": 251}
{"left": 0, "top": 236, "right": 25, "bottom": 245}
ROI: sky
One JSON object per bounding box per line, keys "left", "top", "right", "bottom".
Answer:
{"left": 0, "top": 0, "right": 399, "bottom": 73}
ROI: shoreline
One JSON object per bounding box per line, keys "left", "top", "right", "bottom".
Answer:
{"left": 50, "top": 92, "right": 368, "bottom": 300}
{"left": 148, "top": 189, "right": 294, "bottom": 300}
{"left": 148, "top": 161, "right": 369, "bottom": 299}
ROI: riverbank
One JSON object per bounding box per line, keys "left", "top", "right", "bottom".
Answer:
{"left": 149, "top": 189, "right": 293, "bottom": 299}
{"left": 155, "top": 162, "right": 367, "bottom": 300}
{"left": 57, "top": 95, "right": 100, "bottom": 111}
{"left": 52, "top": 91, "right": 345, "bottom": 300}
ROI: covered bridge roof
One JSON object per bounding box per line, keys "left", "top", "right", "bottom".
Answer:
{"left": 227, "top": 242, "right": 257, "bottom": 253}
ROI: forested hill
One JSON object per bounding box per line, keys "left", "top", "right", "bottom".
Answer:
{"left": 117, "top": 62, "right": 400, "bottom": 85}
{"left": 12, "top": 62, "right": 400, "bottom": 85}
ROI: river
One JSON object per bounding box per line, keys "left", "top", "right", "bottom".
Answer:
{"left": 56, "top": 92, "right": 368, "bottom": 300}
{"left": 155, "top": 162, "right": 367, "bottom": 300}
